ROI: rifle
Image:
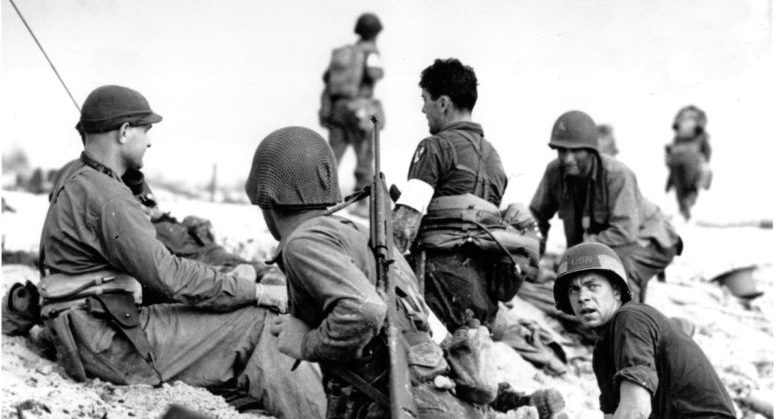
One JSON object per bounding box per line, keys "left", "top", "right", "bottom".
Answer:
{"left": 369, "top": 115, "right": 417, "bottom": 419}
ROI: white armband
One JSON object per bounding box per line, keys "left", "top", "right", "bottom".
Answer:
{"left": 395, "top": 179, "right": 434, "bottom": 214}
{"left": 366, "top": 52, "right": 382, "bottom": 69}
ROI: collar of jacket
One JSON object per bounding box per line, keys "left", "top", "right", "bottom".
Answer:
{"left": 438, "top": 120, "right": 483, "bottom": 137}
{"left": 80, "top": 151, "right": 122, "bottom": 182}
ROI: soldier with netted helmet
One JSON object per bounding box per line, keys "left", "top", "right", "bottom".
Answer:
{"left": 554, "top": 242, "right": 736, "bottom": 419}
{"left": 664, "top": 105, "right": 712, "bottom": 220}
{"left": 247, "top": 126, "right": 567, "bottom": 419}
{"left": 530, "top": 110, "right": 682, "bottom": 303}
{"left": 318, "top": 12, "right": 385, "bottom": 217}
{"left": 39, "top": 85, "right": 326, "bottom": 419}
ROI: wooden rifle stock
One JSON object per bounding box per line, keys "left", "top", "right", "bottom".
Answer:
{"left": 369, "top": 115, "right": 417, "bottom": 419}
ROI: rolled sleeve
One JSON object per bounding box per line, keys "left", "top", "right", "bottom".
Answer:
{"left": 284, "top": 234, "right": 386, "bottom": 362}
{"left": 610, "top": 309, "right": 660, "bottom": 395}
{"left": 99, "top": 197, "right": 256, "bottom": 310}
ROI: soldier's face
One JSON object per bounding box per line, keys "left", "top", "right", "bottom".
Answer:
{"left": 567, "top": 272, "right": 622, "bottom": 328}
{"left": 120, "top": 124, "right": 152, "bottom": 170}
{"left": 557, "top": 148, "right": 593, "bottom": 177}
{"left": 421, "top": 89, "right": 445, "bottom": 134}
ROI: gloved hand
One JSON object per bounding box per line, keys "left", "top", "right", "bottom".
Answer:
{"left": 274, "top": 315, "right": 311, "bottom": 360}
{"left": 256, "top": 283, "right": 288, "bottom": 313}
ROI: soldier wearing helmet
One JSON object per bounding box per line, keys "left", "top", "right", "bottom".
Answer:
{"left": 247, "top": 126, "right": 563, "bottom": 419}
{"left": 319, "top": 12, "right": 385, "bottom": 217}
{"left": 664, "top": 105, "right": 713, "bottom": 220}
{"left": 40, "top": 85, "right": 325, "bottom": 419}
{"left": 530, "top": 110, "right": 682, "bottom": 303}
{"left": 554, "top": 243, "right": 736, "bottom": 419}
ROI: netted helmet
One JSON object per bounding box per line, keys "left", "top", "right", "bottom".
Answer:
{"left": 672, "top": 105, "right": 707, "bottom": 133}
{"left": 553, "top": 242, "right": 631, "bottom": 315}
{"left": 355, "top": 13, "right": 383, "bottom": 40}
{"left": 245, "top": 126, "right": 341, "bottom": 210}
{"left": 548, "top": 110, "right": 598, "bottom": 152}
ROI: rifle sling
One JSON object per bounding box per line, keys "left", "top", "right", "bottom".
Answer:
{"left": 329, "top": 365, "right": 390, "bottom": 408}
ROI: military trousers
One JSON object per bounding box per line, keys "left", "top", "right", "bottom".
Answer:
{"left": 51, "top": 304, "right": 326, "bottom": 419}
{"left": 327, "top": 101, "right": 373, "bottom": 192}
{"left": 419, "top": 249, "right": 500, "bottom": 333}
{"left": 613, "top": 239, "right": 682, "bottom": 303}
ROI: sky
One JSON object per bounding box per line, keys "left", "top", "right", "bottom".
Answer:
{"left": 1, "top": 0, "right": 775, "bottom": 219}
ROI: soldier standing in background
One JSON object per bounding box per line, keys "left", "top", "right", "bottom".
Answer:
{"left": 319, "top": 13, "right": 385, "bottom": 218}
{"left": 665, "top": 105, "right": 712, "bottom": 220}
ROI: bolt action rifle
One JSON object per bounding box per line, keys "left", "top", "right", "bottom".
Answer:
{"left": 369, "top": 115, "right": 417, "bottom": 419}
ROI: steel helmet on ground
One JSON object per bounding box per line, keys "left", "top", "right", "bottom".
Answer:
{"left": 548, "top": 110, "right": 599, "bottom": 152}
{"left": 76, "top": 85, "right": 162, "bottom": 134}
{"left": 553, "top": 242, "right": 631, "bottom": 315}
{"left": 245, "top": 126, "right": 341, "bottom": 210}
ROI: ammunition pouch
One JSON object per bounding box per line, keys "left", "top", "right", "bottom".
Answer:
{"left": 39, "top": 271, "right": 158, "bottom": 382}
{"left": 44, "top": 311, "right": 87, "bottom": 381}
{"left": 419, "top": 194, "right": 539, "bottom": 260}
{"left": 418, "top": 194, "right": 540, "bottom": 302}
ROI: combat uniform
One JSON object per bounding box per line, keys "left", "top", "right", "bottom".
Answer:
{"left": 322, "top": 40, "right": 384, "bottom": 193}
{"left": 40, "top": 153, "right": 325, "bottom": 419}
{"left": 593, "top": 303, "right": 736, "bottom": 418}
{"left": 665, "top": 131, "right": 712, "bottom": 219}
{"left": 274, "top": 213, "right": 485, "bottom": 419}
{"left": 406, "top": 121, "right": 508, "bottom": 332}
{"left": 531, "top": 154, "right": 681, "bottom": 302}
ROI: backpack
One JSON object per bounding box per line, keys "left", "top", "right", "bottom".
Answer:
{"left": 326, "top": 44, "right": 366, "bottom": 98}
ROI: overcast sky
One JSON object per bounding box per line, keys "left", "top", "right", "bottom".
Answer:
{"left": 1, "top": 0, "right": 774, "bottom": 218}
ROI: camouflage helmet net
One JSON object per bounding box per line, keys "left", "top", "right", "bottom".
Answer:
{"left": 245, "top": 126, "right": 341, "bottom": 210}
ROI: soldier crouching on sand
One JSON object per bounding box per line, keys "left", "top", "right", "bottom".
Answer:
{"left": 37, "top": 85, "right": 325, "bottom": 419}
{"left": 530, "top": 110, "right": 682, "bottom": 303}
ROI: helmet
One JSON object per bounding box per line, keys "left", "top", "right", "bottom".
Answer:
{"left": 553, "top": 242, "right": 631, "bottom": 315}
{"left": 672, "top": 105, "right": 707, "bottom": 132}
{"left": 245, "top": 126, "right": 341, "bottom": 210}
{"left": 548, "top": 110, "right": 598, "bottom": 152}
{"left": 354, "top": 13, "right": 383, "bottom": 40}
{"left": 76, "top": 85, "right": 162, "bottom": 134}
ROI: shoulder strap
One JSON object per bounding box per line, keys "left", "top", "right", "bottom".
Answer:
{"left": 450, "top": 130, "right": 491, "bottom": 200}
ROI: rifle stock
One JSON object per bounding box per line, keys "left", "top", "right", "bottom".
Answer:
{"left": 369, "top": 115, "right": 417, "bottom": 419}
